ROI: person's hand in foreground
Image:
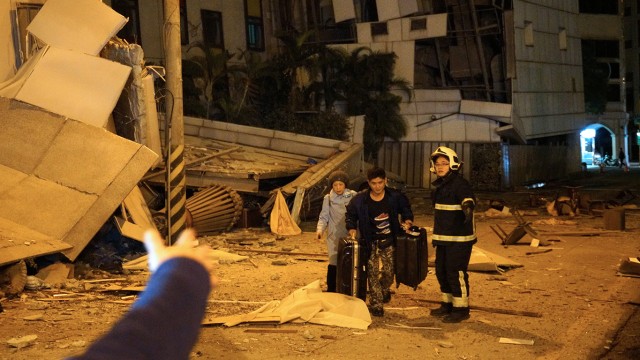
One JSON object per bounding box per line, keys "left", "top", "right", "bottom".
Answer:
{"left": 144, "top": 229, "right": 217, "bottom": 285}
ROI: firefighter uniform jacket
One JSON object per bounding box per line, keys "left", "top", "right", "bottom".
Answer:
{"left": 431, "top": 172, "right": 477, "bottom": 246}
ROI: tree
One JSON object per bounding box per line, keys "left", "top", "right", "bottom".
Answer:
{"left": 341, "top": 48, "right": 412, "bottom": 160}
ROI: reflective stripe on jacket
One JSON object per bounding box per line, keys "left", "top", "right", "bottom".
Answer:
{"left": 431, "top": 172, "right": 477, "bottom": 245}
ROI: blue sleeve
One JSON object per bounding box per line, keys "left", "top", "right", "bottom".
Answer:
{"left": 68, "top": 257, "right": 211, "bottom": 360}
{"left": 317, "top": 195, "right": 331, "bottom": 233}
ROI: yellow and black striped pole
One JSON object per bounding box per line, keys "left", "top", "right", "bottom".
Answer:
{"left": 163, "top": 0, "right": 186, "bottom": 244}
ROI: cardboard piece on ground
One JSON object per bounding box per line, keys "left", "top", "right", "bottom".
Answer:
{"left": 14, "top": 46, "right": 131, "bottom": 128}
{"left": 203, "top": 280, "right": 371, "bottom": 330}
{"left": 0, "top": 97, "right": 158, "bottom": 262}
{"left": 26, "top": 0, "right": 126, "bottom": 56}
{"left": 469, "top": 247, "right": 522, "bottom": 272}
{"left": 0, "top": 217, "right": 72, "bottom": 267}
{"left": 428, "top": 246, "right": 522, "bottom": 273}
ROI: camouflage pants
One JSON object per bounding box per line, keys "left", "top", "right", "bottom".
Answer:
{"left": 367, "top": 244, "right": 394, "bottom": 310}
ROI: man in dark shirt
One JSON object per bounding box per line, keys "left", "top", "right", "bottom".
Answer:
{"left": 346, "top": 167, "right": 413, "bottom": 317}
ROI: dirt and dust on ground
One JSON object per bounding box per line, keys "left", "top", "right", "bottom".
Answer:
{"left": 0, "top": 167, "right": 639, "bottom": 360}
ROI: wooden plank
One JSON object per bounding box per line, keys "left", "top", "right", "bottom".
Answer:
{"left": 114, "top": 216, "right": 146, "bottom": 242}
{"left": 122, "top": 185, "right": 155, "bottom": 229}
{"left": 499, "top": 337, "right": 535, "bottom": 345}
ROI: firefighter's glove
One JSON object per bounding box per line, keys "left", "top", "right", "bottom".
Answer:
{"left": 462, "top": 201, "right": 474, "bottom": 224}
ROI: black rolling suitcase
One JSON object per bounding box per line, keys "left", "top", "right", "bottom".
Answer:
{"left": 395, "top": 227, "right": 428, "bottom": 290}
{"left": 336, "top": 236, "right": 367, "bottom": 301}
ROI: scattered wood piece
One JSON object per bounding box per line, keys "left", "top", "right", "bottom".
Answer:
{"left": 411, "top": 298, "right": 542, "bottom": 318}
{"left": 526, "top": 249, "right": 553, "bottom": 255}
{"left": 537, "top": 230, "right": 621, "bottom": 236}
{"left": 83, "top": 278, "right": 127, "bottom": 283}
{"left": 248, "top": 259, "right": 259, "bottom": 268}
{"left": 207, "top": 299, "right": 269, "bottom": 305}
{"left": 386, "top": 323, "right": 441, "bottom": 330}
{"left": 229, "top": 248, "right": 327, "bottom": 257}
{"left": 385, "top": 306, "right": 420, "bottom": 311}
{"left": 243, "top": 328, "right": 297, "bottom": 334}
{"left": 499, "top": 337, "right": 534, "bottom": 345}
{"left": 320, "top": 335, "right": 338, "bottom": 340}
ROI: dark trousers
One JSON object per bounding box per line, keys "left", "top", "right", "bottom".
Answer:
{"left": 434, "top": 242, "right": 473, "bottom": 298}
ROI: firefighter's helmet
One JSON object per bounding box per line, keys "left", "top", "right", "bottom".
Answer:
{"left": 429, "top": 146, "right": 461, "bottom": 173}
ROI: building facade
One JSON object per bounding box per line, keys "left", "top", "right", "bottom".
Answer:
{"left": 1, "top": 0, "right": 632, "bottom": 188}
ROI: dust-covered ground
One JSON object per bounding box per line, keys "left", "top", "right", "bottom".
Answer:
{"left": 1, "top": 169, "right": 639, "bottom": 360}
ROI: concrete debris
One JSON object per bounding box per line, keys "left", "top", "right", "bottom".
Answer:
{"left": 6, "top": 334, "right": 38, "bottom": 348}
{"left": 618, "top": 257, "right": 640, "bottom": 277}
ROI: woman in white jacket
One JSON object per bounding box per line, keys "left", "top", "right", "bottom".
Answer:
{"left": 316, "top": 170, "right": 357, "bottom": 292}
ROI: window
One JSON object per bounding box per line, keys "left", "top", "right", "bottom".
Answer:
{"left": 579, "top": 0, "right": 618, "bottom": 15}
{"left": 371, "top": 22, "right": 388, "bottom": 36}
{"left": 410, "top": 18, "right": 427, "bottom": 31}
{"left": 112, "top": 0, "right": 142, "bottom": 45}
{"left": 524, "top": 21, "right": 534, "bottom": 47}
{"left": 245, "top": 0, "right": 265, "bottom": 51}
{"left": 558, "top": 28, "right": 567, "bottom": 50}
{"left": 14, "top": 3, "right": 42, "bottom": 66}
{"left": 201, "top": 10, "right": 224, "bottom": 49}
{"left": 606, "top": 83, "right": 620, "bottom": 102}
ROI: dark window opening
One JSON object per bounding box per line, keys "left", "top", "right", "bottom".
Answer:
{"left": 607, "top": 83, "right": 621, "bottom": 102}
{"left": 359, "top": 0, "right": 379, "bottom": 22}
{"left": 112, "top": 0, "right": 141, "bottom": 45}
{"left": 579, "top": 0, "right": 618, "bottom": 15}
{"left": 14, "top": 3, "right": 42, "bottom": 67}
{"left": 411, "top": 18, "right": 427, "bottom": 31}
{"left": 371, "top": 22, "right": 388, "bottom": 36}
{"left": 609, "top": 62, "right": 620, "bottom": 79}
{"left": 201, "top": 10, "right": 224, "bottom": 49}
{"left": 627, "top": 88, "right": 635, "bottom": 112}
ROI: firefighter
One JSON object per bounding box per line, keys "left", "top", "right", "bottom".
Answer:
{"left": 429, "top": 146, "right": 477, "bottom": 323}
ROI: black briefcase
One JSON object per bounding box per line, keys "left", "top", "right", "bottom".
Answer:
{"left": 395, "top": 227, "right": 428, "bottom": 290}
{"left": 336, "top": 236, "right": 367, "bottom": 301}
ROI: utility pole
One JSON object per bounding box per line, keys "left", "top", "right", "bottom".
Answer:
{"left": 163, "top": 0, "right": 187, "bottom": 244}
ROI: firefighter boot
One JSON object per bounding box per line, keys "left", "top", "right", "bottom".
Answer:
{"left": 442, "top": 306, "right": 470, "bottom": 323}
{"left": 430, "top": 302, "right": 453, "bottom": 317}
{"left": 326, "top": 265, "right": 337, "bottom": 292}
{"left": 431, "top": 293, "right": 453, "bottom": 317}
{"left": 443, "top": 296, "right": 470, "bottom": 322}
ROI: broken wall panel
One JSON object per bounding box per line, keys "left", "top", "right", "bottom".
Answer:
{"left": 0, "top": 218, "right": 72, "bottom": 267}
{"left": 26, "top": 0, "right": 126, "bottom": 56}
{"left": 332, "top": 0, "right": 356, "bottom": 23}
{"left": 0, "top": 97, "right": 158, "bottom": 262}
{"left": 14, "top": 46, "right": 131, "bottom": 128}
{"left": 36, "top": 120, "right": 141, "bottom": 195}
{"left": 0, "top": 98, "right": 65, "bottom": 173}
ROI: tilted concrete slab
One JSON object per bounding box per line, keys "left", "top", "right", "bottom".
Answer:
{"left": 0, "top": 97, "right": 158, "bottom": 262}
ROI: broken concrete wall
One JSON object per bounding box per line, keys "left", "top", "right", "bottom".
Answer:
{"left": 0, "top": 97, "right": 158, "bottom": 263}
